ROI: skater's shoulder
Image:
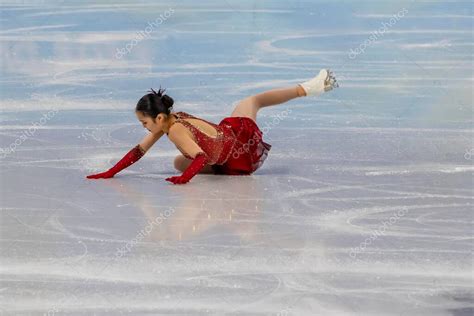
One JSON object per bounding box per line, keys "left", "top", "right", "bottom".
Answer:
{"left": 167, "top": 116, "right": 193, "bottom": 137}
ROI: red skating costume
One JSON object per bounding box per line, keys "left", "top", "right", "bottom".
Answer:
{"left": 167, "top": 111, "right": 272, "bottom": 175}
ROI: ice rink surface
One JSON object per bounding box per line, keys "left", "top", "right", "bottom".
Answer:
{"left": 1, "top": 0, "right": 473, "bottom": 315}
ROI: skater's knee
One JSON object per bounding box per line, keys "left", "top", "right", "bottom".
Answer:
{"left": 248, "top": 95, "right": 262, "bottom": 108}
{"left": 237, "top": 96, "right": 261, "bottom": 109}
{"left": 231, "top": 96, "right": 259, "bottom": 119}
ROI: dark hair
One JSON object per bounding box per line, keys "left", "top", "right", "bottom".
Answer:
{"left": 135, "top": 86, "right": 174, "bottom": 118}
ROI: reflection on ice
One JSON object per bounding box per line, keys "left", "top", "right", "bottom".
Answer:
{"left": 1, "top": 0, "right": 473, "bottom": 315}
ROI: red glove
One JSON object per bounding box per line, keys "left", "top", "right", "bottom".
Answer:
{"left": 166, "top": 152, "right": 209, "bottom": 184}
{"left": 86, "top": 145, "right": 145, "bottom": 179}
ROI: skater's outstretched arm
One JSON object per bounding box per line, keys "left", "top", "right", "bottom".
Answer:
{"left": 165, "top": 124, "right": 210, "bottom": 184}
{"left": 86, "top": 131, "right": 163, "bottom": 179}
{"left": 139, "top": 130, "right": 164, "bottom": 153}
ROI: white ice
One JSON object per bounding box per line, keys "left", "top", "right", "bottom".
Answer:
{"left": 0, "top": 1, "right": 473, "bottom": 315}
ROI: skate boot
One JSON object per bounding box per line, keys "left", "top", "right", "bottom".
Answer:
{"left": 299, "top": 69, "right": 339, "bottom": 96}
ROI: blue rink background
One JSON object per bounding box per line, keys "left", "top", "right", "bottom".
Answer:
{"left": 1, "top": 1, "right": 473, "bottom": 315}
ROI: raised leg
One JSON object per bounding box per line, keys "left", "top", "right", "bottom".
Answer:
{"left": 230, "top": 85, "right": 306, "bottom": 123}
{"left": 174, "top": 154, "right": 214, "bottom": 174}
{"left": 230, "top": 69, "right": 338, "bottom": 123}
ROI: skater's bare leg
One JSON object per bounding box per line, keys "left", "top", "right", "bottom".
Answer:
{"left": 230, "top": 69, "right": 338, "bottom": 123}
{"left": 174, "top": 155, "right": 214, "bottom": 174}
{"left": 230, "top": 85, "right": 305, "bottom": 123}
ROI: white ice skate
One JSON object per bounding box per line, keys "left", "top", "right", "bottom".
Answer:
{"left": 299, "top": 69, "right": 339, "bottom": 97}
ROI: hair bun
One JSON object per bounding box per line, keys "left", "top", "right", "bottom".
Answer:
{"left": 161, "top": 94, "right": 174, "bottom": 109}
{"left": 148, "top": 86, "right": 174, "bottom": 113}
{"left": 149, "top": 86, "right": 166, "bottom": 98}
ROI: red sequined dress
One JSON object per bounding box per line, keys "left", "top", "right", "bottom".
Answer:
{"left": 166, "top": 111, "right": 272, "bottom": 175}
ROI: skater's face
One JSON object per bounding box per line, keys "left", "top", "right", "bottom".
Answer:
{"left": 136, "top": 111, "right": 163, "bottom": 134}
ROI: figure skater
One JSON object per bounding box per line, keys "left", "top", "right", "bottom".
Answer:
{"left": 86, "top": 69, "right": 338, "bottom": 184}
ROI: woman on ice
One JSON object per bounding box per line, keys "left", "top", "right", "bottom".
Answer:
{"left": 86, "top": 69, "right": 338, "bottom": 184}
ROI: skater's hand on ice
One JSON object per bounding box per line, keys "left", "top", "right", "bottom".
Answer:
{"left": 86, "top": 170, "right": 115, "bottom": 179}
{"left": 165, "top": 176, "right": 189, "bottom": 185}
